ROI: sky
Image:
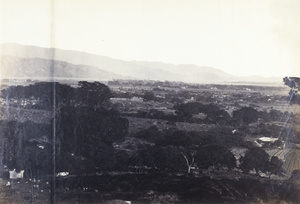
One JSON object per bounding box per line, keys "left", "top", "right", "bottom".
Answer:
{"left": 0, "top": 0, "right": 300, "bottom": 77}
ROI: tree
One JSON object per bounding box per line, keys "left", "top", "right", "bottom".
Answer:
{"left": 148, "top": 109, "right": 165, "bottom": 119}
{"left": 53, "top": 82, "right": 128, "bottom": 173}
{"left": 173, "top": 102, "right": 231, "bottom": 124}
{"left": 156, "top": 129, "right": 192, "bottom": 147}
{"left": 76, "top": 81, "right": 112, "bottom": 108}
{"left": 240, "top": 148, "right": 269, "bottom": 175}
{"left": 163, "top": 146, "right": 187, "bottom": 172}
{"left": 195, "top": 144, "right": 236, "bottom": 170}
{"left": 56, "top": 106, "right": 128, "bottom": 173}
{"left": 1, "top": 82, "right": 76, "bottom": 110}
{"left": 179, "top": 146, "right": 197, "bottom": 174}
{"left": 268, "top": 156, "right": 285, "bottom": 177}
{"left": 205, "top": 109, "right": 231, "bottom": 124}
{"left": 233, "top": 107, "right": 259, "bottom": 124}
{"left": 283, "top": 77, "right": 300, "bottom": 104}
{"left": 134, "top": 125, "right": 163, "bottom": 143}
{"left": 128, "top": 145, "right": 186, "bottom": 172}
{"left": 289, "top": 169, "right": 300, "bottom": 180}
{"left": 142, "top": 91, "right": 157, "bottom": 101}
{"left": 0, "top": 121, "right": 52, "bottom": 178}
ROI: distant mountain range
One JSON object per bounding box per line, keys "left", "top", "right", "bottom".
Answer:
{"left": 1, "top": 55, "right": 129, "bottom": 81}
{"left": 0, "top": 43, "right": 282, "bottom": 83}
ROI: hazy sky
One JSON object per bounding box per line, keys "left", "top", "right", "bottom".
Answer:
{"left": 1, "top": 0, "right": 300, "bottom": 77}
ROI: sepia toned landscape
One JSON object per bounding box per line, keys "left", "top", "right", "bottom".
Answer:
{"left": 1, "top": 1, "right": 300, "bottom": 203}
{"left": 0, "top": 44, "right": 299, "bottom": 204}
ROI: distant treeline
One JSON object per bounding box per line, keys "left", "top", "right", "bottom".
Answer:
{"left": 123, "top": 101, "right": 291, "bottom": 125}
{"left": 108, "top": 79, "right": 286, "bottom": 92}
{"left": 1, "top": 81, "right": 111, "bottom": 109}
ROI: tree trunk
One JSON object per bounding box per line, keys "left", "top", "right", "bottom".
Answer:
{"left": 187, "top": 166, "right": 191, "bottom": 174}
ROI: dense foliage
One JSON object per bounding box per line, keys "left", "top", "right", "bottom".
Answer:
{"left": 0, "top": 79, "right": 294, "bottom": 203}
{"left": 0, "top": 81, "right": 128, "bottom": 177}
{"left": 1, "top": 81, "right": 111, "bottom": 109}
{"left": 283, "top": 77, "right": 300, "bottom": 104}
{"left": 56, "top": 106, "right": 128, "bottom": 173}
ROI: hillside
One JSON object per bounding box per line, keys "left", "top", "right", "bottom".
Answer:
{"left": 0, "top": 55, "right": 130, "bottom": 81}
{"left": 0, "top": 43, "right": 282, "bottom": 83}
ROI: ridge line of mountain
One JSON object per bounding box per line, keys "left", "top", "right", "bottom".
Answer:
{"left": 0, "top": 43, "right": 282, "bottom": 84}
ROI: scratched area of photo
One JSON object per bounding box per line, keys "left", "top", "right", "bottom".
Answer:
{"left": 1, "top": 0, "right": 300, "bottom": 203}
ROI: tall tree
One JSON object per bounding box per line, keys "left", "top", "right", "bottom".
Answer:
{"left": 76, "top": 81, "right": 112, "bottom": 108}
{"left": 233, "top": 107, "right": 259, "bottom": 124}
{"left": 195, "top": 144, "right": 236, "bottom": 170}
{"left": 240, "top": 148, "right": 269, "bottom": 175}
{"left": 56, "top": 106, "right": 128, "bottom": 173}
{"left": 268, "top": 156, "right": 285, "bottom": 177}
{"left": 283, "top": 77, "right": 300, "bottom": 104}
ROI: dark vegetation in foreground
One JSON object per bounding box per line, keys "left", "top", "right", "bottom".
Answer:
{"left": 0, "top": 79, "right": 299, "bottom": 203}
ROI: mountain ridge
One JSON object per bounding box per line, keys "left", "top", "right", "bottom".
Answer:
{"left": 0, "top": 55, "right": 132, "bottom": 81}
{"left": 0, "top": 43, "right": 282, "bottom": 83}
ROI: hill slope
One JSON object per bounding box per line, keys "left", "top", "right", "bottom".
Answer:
{"left": 0, "top": 43, "right": 281, "bottom": 83}
{"left": 0, "top": 55, "right": 129, "bottom": 81}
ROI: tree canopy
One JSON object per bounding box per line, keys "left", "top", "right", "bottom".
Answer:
{"left": 283, "top": 77, "right": 300, "bottom": 104}
{"left": 195, "top": 144, "right": 236, "bottom": 170}
{"left": 1, "top": 81, "right": 112, "bottom": 110}
{"left": 0, "top": 81, "right": 129, "bottom": 176}
{"left": 233, "top": 107, "right": 259, "bottom": 124}
{"left": 240, "top": 148, "right": 269, "bottom": 174}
